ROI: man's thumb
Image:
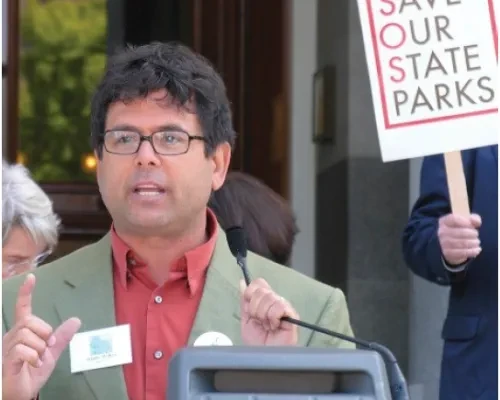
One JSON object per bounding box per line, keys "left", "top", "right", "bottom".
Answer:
{"left": 50, "top": 318, "right": 82, "bottom": 360}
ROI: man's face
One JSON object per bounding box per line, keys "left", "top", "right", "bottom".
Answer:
{"left": 96, "top": 90, "right": 231, "bottom": 236}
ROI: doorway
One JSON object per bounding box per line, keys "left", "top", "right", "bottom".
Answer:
{"left": 122, "top": 0, "right": 291, "bottom": 198}
{"left": 4, "top": 0, "right": 290, "bottom": 252}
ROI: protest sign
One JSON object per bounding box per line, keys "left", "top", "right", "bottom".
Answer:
{"left": 357, "top": 0, "right": 498, "bottom": 162}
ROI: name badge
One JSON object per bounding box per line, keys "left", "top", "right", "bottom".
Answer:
{"left": 69, "top": 324, "right": 133, "bottom": 373}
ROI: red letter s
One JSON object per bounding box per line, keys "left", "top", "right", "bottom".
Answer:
{"left": 389, "top": 57, "right": 405, "bottom": 83}
{"left": 380, "top": 0, "right": 396, "bottom": 16}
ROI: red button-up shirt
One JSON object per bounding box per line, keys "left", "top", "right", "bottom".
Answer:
{"left": 111, "top": 209, "right": 218, "bottom": 400}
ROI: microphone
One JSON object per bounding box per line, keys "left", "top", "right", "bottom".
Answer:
{"left": 226, "top": 226, "right": 410, "bottom": 400}
{"left": 226, "top": 226, "right": 251, "bottom": 284}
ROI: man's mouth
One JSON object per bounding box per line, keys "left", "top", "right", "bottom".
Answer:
{"left": 133, "top": 184, "right": 166, "bottom": 196}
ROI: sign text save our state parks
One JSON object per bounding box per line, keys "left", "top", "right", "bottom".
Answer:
{"left": 357, "top": 0, "right": 498, "bottom": 161}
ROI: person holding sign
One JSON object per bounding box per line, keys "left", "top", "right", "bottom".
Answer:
{"left": 402, "top": 145, "right": 498, "bottom": 400}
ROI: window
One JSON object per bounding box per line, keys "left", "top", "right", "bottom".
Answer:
{"left": 5, "top": 0, "right": 111, "bottom": 240}
{"left": 18, "top": 0, "right": 107, "bottom": 183}
{"left": 4, "top": 0, "right": 282, "bottom": 239}
{"left": 4, "top": 0, "right": 193, "bottom": 240}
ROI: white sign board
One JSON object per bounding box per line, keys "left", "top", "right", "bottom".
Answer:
{"left": 357, "top": 0, "right": 498, "bottom": 162}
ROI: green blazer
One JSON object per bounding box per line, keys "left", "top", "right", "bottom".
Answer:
{"left": 2, "top": 229, "right": 355, "bottom": 399}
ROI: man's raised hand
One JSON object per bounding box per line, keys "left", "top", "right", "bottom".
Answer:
{"left": 2, "top": 274, "right": 81, "bottom": 400}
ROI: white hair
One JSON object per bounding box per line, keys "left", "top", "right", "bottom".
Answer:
{"left": 2, "top": 161, "right": 60, "bottom": 249}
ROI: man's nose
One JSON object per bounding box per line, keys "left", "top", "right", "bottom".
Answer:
{"left": 135, "top": 137, "right": 161, "bottom": 166}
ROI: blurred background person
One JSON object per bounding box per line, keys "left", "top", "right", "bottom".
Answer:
{"left": 402, "top": 145, "right": 498, "bottom": 400}
{"left": 209, "top": 171, "right": 299, "bottom": 265}
{"left": 2, "top": 162, "right": 61, "bottom": 279}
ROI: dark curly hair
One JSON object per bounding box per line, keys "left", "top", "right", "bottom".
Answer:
{"left": 90, "top": 41, "right": 236, "bottom": 157}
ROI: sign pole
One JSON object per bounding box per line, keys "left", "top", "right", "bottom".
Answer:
{"left": 443, "top": 151, "right": 470, "bottom": 216}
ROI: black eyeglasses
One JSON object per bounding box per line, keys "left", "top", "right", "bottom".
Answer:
{"left": 102, "top": 130, "right": 206, "bottom": 156}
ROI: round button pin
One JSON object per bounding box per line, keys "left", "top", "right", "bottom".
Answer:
{"left": 154, "top": 350, "right": 163, "bottom": 359}
{"left": 193, "top": 331, "right": 233, "bottom": 347}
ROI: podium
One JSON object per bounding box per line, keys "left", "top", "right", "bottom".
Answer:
{"left": 168, "top": 347, "right": 392, "bottom": 399}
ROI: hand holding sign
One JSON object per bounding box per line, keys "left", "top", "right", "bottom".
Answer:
{"left": 2, "top": 274, "right": 81, "bottom": 400}
{"left": 438, "top": 213, "right": 482, "bottom": 265}
{"left": 357, "top": 0, "right": 497, "bottom": 230}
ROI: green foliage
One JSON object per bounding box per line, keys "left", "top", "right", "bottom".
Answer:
{"left": 19, "top": 0, "right": 107, "bottom": 182}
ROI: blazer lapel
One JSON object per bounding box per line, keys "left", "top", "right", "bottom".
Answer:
{"left": 55, "top": 234, "right": 128, "bottom": 400}
{"left": 188, "top": 228, "right": 242, "bottom": 346}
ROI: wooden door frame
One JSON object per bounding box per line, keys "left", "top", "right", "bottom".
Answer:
{"left": 6, "top": 0, "right": 20, "bottom": 163}
{"left": 4, "top": 0, "right": 110, "bottom": 241}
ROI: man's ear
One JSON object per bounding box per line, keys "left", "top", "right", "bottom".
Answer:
{"left": 211, "top": 142, "right": 232, "bottom": 191}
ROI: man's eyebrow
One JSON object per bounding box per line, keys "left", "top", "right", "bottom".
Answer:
{"left": 105, "top": 124, "right": 190, "bottom": 134}
{"left": 105, "top": 124, "right": 139, "bottom": 132}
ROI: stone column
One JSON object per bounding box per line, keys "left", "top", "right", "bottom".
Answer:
{"left": 315, "top": 0, "right": 410, "bottom": 376}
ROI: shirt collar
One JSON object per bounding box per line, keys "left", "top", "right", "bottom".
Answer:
{"left": 111, "top": 208, "right": 219, "bottom": 294}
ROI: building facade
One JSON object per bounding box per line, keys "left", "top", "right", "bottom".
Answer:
{"left": 2, "top": 1, "right": 449, "bottom": 398}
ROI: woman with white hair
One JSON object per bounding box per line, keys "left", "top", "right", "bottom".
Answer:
{"left": 2, "top": 162, "right": 60, "bottom": 279}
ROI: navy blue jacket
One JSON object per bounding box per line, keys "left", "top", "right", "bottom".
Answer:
{"left": 403, "top": 145, "right": 498, "bottom": 400}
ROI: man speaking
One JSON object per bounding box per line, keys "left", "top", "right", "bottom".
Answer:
{"left": 2, "top": 42, "right": 354, "bottom": 400}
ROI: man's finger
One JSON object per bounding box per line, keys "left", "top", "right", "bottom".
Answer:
{"left": 12, "top": 315, "right": 54, "bottom": 343}
{"left": 49, "top": 318, "right": 81, "bottom": 361}
{"left": 4, "top": 317, "right": 54, "bottom": 354}
{"left": 444, "top": 228, "right": 479, "bottom": 240}
{"left": 465, "top": 248, "right": 482, "bottom": 258}
{"left": 7, "top": 343, "right": 42, "bottom": 374}
{"left": 248, "top": 287, "right": 272, "bottom": 318}
{"left": 267, "top": 300, "right": 287, "bottom": 330}
{"left": 267, "top": 298, "right": 298, "bottom": 331}
{"left": 442, "top": 238, "right": 481, "bottom": 250}
{"left": 15, "top": 274, "right": 36, "bottom": 322}
{"left": 442, "top": 214, "right": 472, "bottom": 228}
{"left": 10, "top": 327, "right": 48, "bottom": 358}
{"left": 253, "top": 291, "right": 275, "bottom": 322}
{"left": 444, "top": 248, "right": 482, "bottom": 263}
{"left": 470, "top": 214, "right": 482, "bottom": 228}
{"left": 242, "top": 278, "right": 271, "bottom": 302}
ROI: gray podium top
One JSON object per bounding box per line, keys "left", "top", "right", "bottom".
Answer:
{"left": 168, "top": 347, "right": 392, "bottom": 400}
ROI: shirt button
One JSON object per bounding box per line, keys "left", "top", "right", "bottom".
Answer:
{"left": 154, "top": 295, "right": 163, "bottom": 304}
{"left": 154, "top": 350, "right": 163, "bottom": 360}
